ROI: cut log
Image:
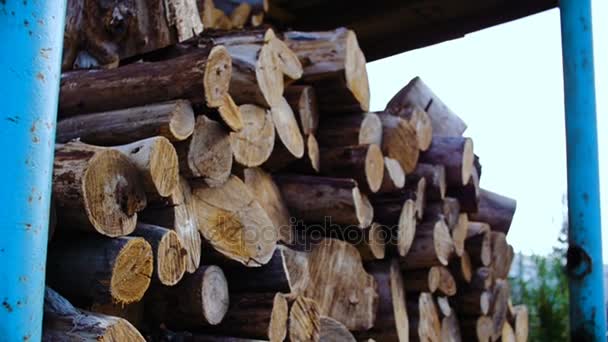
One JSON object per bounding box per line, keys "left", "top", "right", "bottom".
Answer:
{"left": 320, "top": 316, "right": 356, "bottom": 342}
{"left": 435, "top": 266, "right": 457, "bottom": 297}
{"left": 400, "top": 219, "right": 454, "bottom": 270}
{"left": 211, "top": 293, "right": 320, "bottom": 341}
{"left": 447, "top": 166, "right": 480, "bottom": 213}
{"left": 88, "top": 301, "right": 144, "bottom": 329}
{"left": 441, "top": 314, "right": 462, "bottom": 342}
{"left": 251, "top": 12, "right": 264, "bottom": 26}
{"left": 147, "top": 265, "right": 229, "bottom": 328}
{"left": 461, "top": 316, "right": 493, "bottom": 342}
{"left": 60, "top": 45, "right": 232, "bottom": 116}
{"left": 453, "top": 290, "right": 491, "bottom": 316}
{"left": 502, "top": 321, "right": 516, "bottom": 342}
{"left": 263, "top": 132, "right": 318, "bottom": 173}
{"left": 451, "top": 214, "right": 469, "bottom": 257}
{"left": 285, "top": 85, "right": 319, "bottom": 135}
{"left": 285, "top": 28, "right": 370, "bottom": 113}
{"left": 509, "top": 305, "right": 529, "bottom": 342}
{"left": 213, "top": 248, "right": 294, "bottom": 293}
{"left": 371, "top": 198, "right": 416, "bottom": 257}
{"left": 383, "top": 106, "right": 433, "bottom": 151}
{"left": 469, "top": 189, "right": 517, "bottom": 234}
{"left": 469, "top": 267, "right": 494, "bottom": 291}
{"left": 490, "top": 232, "right": 513, "bottom": 279}
{"left": 230, "top": 104, "right": 275, "bottom": 167}
{"left": 53, "top": 142, "right": 146, "bottom": 237}
{"left": 112, "top": 136, "right": 179, "bottom": 197}
{"left": 410, "top": 163, "right": 446, "bottom": 201}
{"left": 319, "top": 144, "right": 384, "bottom": 193}
{"left": 424, "top": 198, "right": 460, "bottom": 230}
{"left": 62, "top": 0, "right": 202, "bottom": 70}
{"left": 490, "top": 279, "right": 511, "bottom": 341}
{"left": 370, "top": 176, "right": 426, "bottom": 221}
{"left": 140, "top": 176, "right": 202, "bottom": 273}
{"left": 229, "top": 3, "right": 252, "bottom": 28}
{"left": 43, "top": 287, "right": 145, "bottom": 341}
{"left": 355, "top": 260, "right": 408, "bottom": 341}
{"left": 291, "top": 238, "right": 379, "bottom": 331}
{"left": 56, "top": 100, "right": 196, "bottom": 144}
{"left": 352, "top": 223, "right": 386, "bottom": 261}
{"left": 243, "top": 167, "right": 293, "bottom": 244}
{"left": 316, "top": 112, "right": 382, "bottom": 147}
{"left": 436, "top": 296, "right": 452, "bottom": 318}
{"left": 264, "top": 96, "right": 305, "bottom": 159}
{"left": 450, "top": 251, "right": 473, "bottom": 284}
{"left": 408, "top": 293, "right": 441, "bottom": 342}
{"left": 274, "top": 175, "right": 373, "bottom": 228}
{"left": 385, "top": 77, "right": 467, "bottom": 136}
{"left": 191, "top": 175, "right": 277, "bottom": 266}
{"left": 47, "top": 236, "right": 153, "bottom": 305}
{"left": 131, "top": 223, "right": 187, "bottom": 286}
{"left": 402, "top": 267, "right": 440, "bottom": 294}
{"left": 419, "top": 136, "right": 474, "bottom": 186}
{"left": 378, "top": 113, "right": 419, "bottom": 173}
{"left": 378, "top": 157, "right": 406, "bottom": 193}
{"left": 466, "top": 222, "right": 492, "bottom": 268}
{"left": 280, "top": 246, "right": 312, "bottom": 294}
{"left": 175, "top": 115, "right": 233, "bottom": 187}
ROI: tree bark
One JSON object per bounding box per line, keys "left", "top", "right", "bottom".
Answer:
{"left": 451, "top": 251, "right": 473, "bottom": 284}
{"left": 370, "top": 177, "right": 426, "bottom": 221}
{"left": 243, "top": 167, "right": 293, "bottom": 244}
{"left": 372, "top": 198, "right": 416, "bottom": 257}
{"left": 408, "top": 293, "right": 441, "bottom": 342}
{"left": 53, "top": 142, "right": 147, "bottom": 237}
{"left": 452, "top": 290, "right": 491, "bottom": 316}
{"left": 60, "top": 45, "right": 232, "bottom": 116}
{"left": 447, "top": 166, "right": 480, "bottom": 213}
{"left": 175, "top": 115, "right": 233, "bottom": 187}
{"left": 230, "top": 104, "right": 275, "bottom": 167}
{"left": 355, "top": 260, "right": 408, "bottom": 341}
{"left": 378, "top": 113, "right": 419, "bottom": 173}
{"left": 273, "top": 175, "right": 374, "bottom": 228}
{"left": 419, "top": 136, "right": 474, "bottom": 186}
{"left": 435, "top": 266, "right": 457, "bottom": 297}
{"left": 318, "top": 144, "right": 384, "bottom": 193}
{"left": 146, "top": 265, "right": 230, "bottom": 329}
{"left": 62, "top": 0, "right": 203, "bottom": 70}
{"left": 285, "top": 85, "right": 319, "bottom": 135}
{"left": 469, "top": 189, "right": 517, "bottom": 234}
{"left": 385, "top": 77, "right": 467, "bottom": 137}
{"left": 400, "top": 219, "right": 454, "bottom": 270}
{"left": 285, "top": 28, "right": 370, "bottom": 113}
{"left": 402, "top": 267, "right": 440, "bottom": 294}
{"left": 43, "top": 287, "right": 145, "bottom": 341}
{"left": 112, "top": 136, "right": 179, "bottom": 198}
{"left": 131, "top": 223, "right": 187, "bottom": 286}
{"left": 47, "top": 236, "right": 153, "bottom": 306}
{"left": 491, "top": 232, "right": 514, "bottom": 280}
{"left": 410, "top": 163, "right": 447, "bottom": 201}
{"left": 460, "top": 316, "right": 493, "bottom": 342}
{"left": 316, "top": 112, "right": 382, "bottom": 147}
{"left": 56, "top": 100, "right": 196, "bottom": 144}
{"left": 490, "top": 279, "right": 511, "bottom": 341}
{"left": 424, "top": 198, "right": 460, "bottom": 231}
{"left": 466, "top": 221, "right": 492, "bottom": 268}
{"left": 140, "top": 176, "right": 202, "bottom": 273}
{"left": 191, "top": 175, "right": 277, "bottom": 266}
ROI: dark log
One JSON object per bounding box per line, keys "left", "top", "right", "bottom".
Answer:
{"left": 460, "top": 316, "right": 493, "bottom": 342}
{"left": 400, "top": 219, "right": 454, "bottom": 270}
{"left": 469, "top": 189, "right": 517, "bottom": 234}
{"left": 419, "top": 136, "right": 474, "bottom": 187}
{"left": 316, "top": 112, "right": 382, "bottom": 147}
{"left": 452, "top": 290, "right": 491, "bottom": 316}
{"left": 491, "top": 232, "right": 514, "bottom": 279}
{"left": 447, "top": 166, "right": 480, "bottom": 213}
{"left": 466, "top": 222, "right": 492, "bottom": 268}
{"left": 450, "top": 251, "right": 472, "bottom": 284}
{"left": 372, "top": 199, "right": 416, "bottom": 257}
{"left": 408, "top": 293, "right": 441, "bottom": 342}
{"left": 410, "top": 163, "right": 447, "bottom": 201}
{"left": 490, "top": 279, "right": 510, "bottom": 341}
{"left": 424, "top": 198, "right": 460, "bottom": 231}
{"left": 285, "top": 85, "right": 319, "bottom": 135}
{"left": 319, "top": 144, "right": 384, "bottom": 193}
{"left": 378, "top": 157, "right": 406, "bottom": 194}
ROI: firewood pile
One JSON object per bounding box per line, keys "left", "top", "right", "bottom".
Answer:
{"left": 45, "top": 1, "right": 528, "bottom": 341}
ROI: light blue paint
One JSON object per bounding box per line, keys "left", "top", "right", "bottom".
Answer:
{"left": 0, "top": 1, "right": 67, "bottom": 340}
{"left": 560, "top": 0, "right": 607, "bottom": 339}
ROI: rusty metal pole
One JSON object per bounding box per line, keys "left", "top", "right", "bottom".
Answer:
{"left": 0, "top": 1, "right": 66, "bottom": 340}
{"left": 560, "top": 0, "right": 607, "bottom": 340}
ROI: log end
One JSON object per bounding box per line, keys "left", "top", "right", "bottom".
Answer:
{"left": 201, "top": 265, "right": 230, "bottom": 325}
{"left": 271, "top": 96, "right": 305, "bottom": 158}
{"left": 267, "top": 29, "right": 304, "bottom": 80}
{"left": 359, "top": 113, "right": 383, "bottom": 146}
{"left": 230, "top": 104, "right": 275, "bottom": 167}
{"left": 288, "top": 296, "right": 321, "bottom": 342}
{"left": 345, "top": 30, "right": 370, "bottom": 112}
{"left": 461, "top": 138, "right": 474, "bottom": 185}
{"left": 84, "top": 149, "right": 147, "bottom": 237}
{"left": 452, "top": 213, "right": 469, "bottom": 257}
{"left": 418, "top": 293, "right": 441, "bottom": 341}
{"left": 384, "top": 157, "right": 405, "bottom": 189}
{"left": 480, "top": 291, "right": 492, "bottom": 315}
{"left": 353, "top": 187, "right": 374, "bottom": 228}
{"left": 390, "top": 260, "right": 410, "bottom": 342}
{"left": 157, "top": 229, "right": 187, "bottom": 286}
{"left": 110, "top": 237, "right": 153, "bottom": 304}
{"left": 149, "top": 137, "right": 179, "bottom": 197}
{"left": 397, "top": 199, "right": 417, "bottom": 257}
{"left": 188, "top": 116, "right": 233, "bottom": 187}
{"left": 204, "top": 46, "right": 233, "bottom": 108}
{"left": 320, "top": 316, "right": 356, "bottom": 342}
{"left": 269, "top": 294, "right": 289, "bottom": 342}
{"left": 411, "top": 106, "right": 433, "bottom": 151}
{"left": 169, "top": 100, "right": 197, "bottom": 141}
{"left": 307, "top": 134, "right": 321, "bottom": 173}
{"left": 428, "top": 267, "right": 441, "bottom": 293}
{"left": 383, "top": 117, "right": 419, "bottom": 174}
{"left": 368, "top": 223, "right": 386, "bottom": 260}
{"left": 477, "top": 316, "right": 494, "bottom": 342}
{"left": 218, "top": 94, "right": 245, "bottom": 132}
{"left": 365, "top": 144, "right": 385, "bottom": 193}
{"left": 257, "top": 42, "right": 285, "bottom": 107}
{"left": 433, "top": 220, "right": 454, "bottom": 266}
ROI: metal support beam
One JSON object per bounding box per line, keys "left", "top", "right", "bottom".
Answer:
{"left": 0, "top": 1, "right": 67, "bottom": 340}
{"left": 560, "top": 0, "right": 606, "bottom": 340}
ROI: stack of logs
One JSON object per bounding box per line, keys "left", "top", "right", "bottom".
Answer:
{"left": 45, "top": 1, "right": 527, "bottom": 341}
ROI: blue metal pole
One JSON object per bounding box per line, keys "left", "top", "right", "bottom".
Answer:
{"left": 0, "top": 1, "right": 66, "bottom": 340}
{"left": 559, "top": 0, "right": 606, "bottom": 340}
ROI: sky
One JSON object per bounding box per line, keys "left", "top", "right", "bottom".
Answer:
{"left": 367, "top": 1, "right": 608, "bottom": 260}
